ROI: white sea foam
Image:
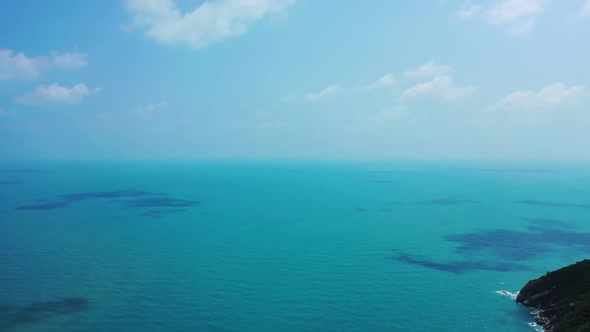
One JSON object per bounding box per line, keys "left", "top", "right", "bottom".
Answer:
{"left": 494, "top": 290, "right": 518, "bottom": 300}
{"left": 527, "top": 308, "right": 544, "bottom": 332}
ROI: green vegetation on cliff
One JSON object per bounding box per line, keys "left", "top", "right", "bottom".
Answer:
{"left": 516, "top": 259, "right": 590, "bottom": 332}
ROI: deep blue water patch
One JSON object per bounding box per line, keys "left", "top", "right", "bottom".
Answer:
{"left": 0, "top": 298, "right": 88, "bottom": 330}
{"left": 516, "top": 200, "right": 590, "bottom": 209}
{"left": 395, "top": 218, "right": 590, "bottom": 273}
{"left": 0, "top": 181, "right": 22, "bottom": 185}
{"left": 0, "top": 169, "right": 42, "bottom": 173}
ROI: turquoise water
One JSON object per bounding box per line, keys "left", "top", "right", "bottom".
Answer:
{"left": 1, "top": 161, "right": 590, "bottom": 331}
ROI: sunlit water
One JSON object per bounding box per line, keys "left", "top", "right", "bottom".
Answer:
{"left": 1, "top": 161, "right": 589, "bottom": 331}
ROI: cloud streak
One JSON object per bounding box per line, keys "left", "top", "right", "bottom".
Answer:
{"left": 138, "top": 101, "right": 168, "bottom": 111}
{"left": 18, "top": 83, "right": 100, "bottom": 105}
{"left": 454, "top": 4, "right": 482, "bottom": 19}
{"left": 404, "top": 60, "right": 452, "bottom": 78}
{"left": 305, "top": 84, "right": 339, "bottom": 103}
{"left": 487, "top": 82, "right": 588, "bottom": 111}
{"left": 453, "top": 0, "right": 548, "bottom": 36}
{"left": 401, "top": 76, "right": 476, "bottom": 102}
{"left": 581, "top": 0, "right": 590, "bottom": 17}
{"left": 359, "top": 74, "right": 395, "bottom": 91}
{"left": 487, "top": 0, "right": 546, "bottom": 25}
{"left": 0, "top": 50, "right": 87, "bottom": 81}
{"left": 125, "top": 0, "right": 296, "bottom": 49}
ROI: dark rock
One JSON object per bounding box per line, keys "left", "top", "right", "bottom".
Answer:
{"left": 516, "top": 260, "right": 590, "bottom": 332}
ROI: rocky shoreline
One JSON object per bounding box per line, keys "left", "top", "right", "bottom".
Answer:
{"left": 516, "top": 260, "right": 590, "bottom": 332}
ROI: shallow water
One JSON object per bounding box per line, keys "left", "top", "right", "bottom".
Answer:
{"left": 1, "top": 160, "right": 589, "bottom": 331}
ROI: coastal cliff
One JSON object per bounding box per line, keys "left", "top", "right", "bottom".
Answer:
{"left": 516, "top": 259, "right": 590, "bottom": 332}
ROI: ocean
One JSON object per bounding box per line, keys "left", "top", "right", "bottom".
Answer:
{"left": 1, "top": 160, "right": 590, "bottom": 331}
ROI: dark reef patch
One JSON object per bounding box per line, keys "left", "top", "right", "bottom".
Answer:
{"left": 395, "top": 218, "right": 590, "bottom": 273}
{"left": 446, "top": 229, "right": 549, "bottom": 260}
{"left": 61, "top": 190, "right": 156, "bottom": 201}
{"left": 15, "top": 190, "right": 200, "bottom": 216}
{"left": 446, "top": 222, "right": 590, "bottom": 261}
{"left": 516, "top": 200, "right": 590, "bottom": 209}
{"left": 519, "top": 217, "right": 577, "bottom": 230}
{"left": 142, "top": 209, "right": 185, "bottom": 219}
{"left": 0, "top": 298, "right": 88, "bottom": 330}
{"left": 122, "top": 197, "right": 200, "bottom": 208}
{"left": 393, "top": 253, "right": 529, "bottom": 273}
{"left": 16, "top": 200, "right": 73, "bottom": 210}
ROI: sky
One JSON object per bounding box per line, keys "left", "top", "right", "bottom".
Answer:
{"left": 1, "top": 0, "right": 590, "bottom": 161}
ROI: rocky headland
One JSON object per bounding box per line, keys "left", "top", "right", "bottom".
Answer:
{"left": 516, "top": 259, "right": 590, "bottom": 332}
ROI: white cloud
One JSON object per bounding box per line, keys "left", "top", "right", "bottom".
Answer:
{"left": 360, "top": 74, "right": 395, "bottom": 91}
{"left": 0, "top": 50, "right": 87, "bottom": 81}
{"left": 453, "top": 0, "right": 548, "bottom": 36}
{"left": 305, "top": 84, "right": 339, "bottom": 103}
{"left": 580, "top": 0, "right": 590, "bottom": 17}
{"left": 400, "top": 76, "right": 476, "bottom": 101}
{"left": 487, "top": 82, "right": 588, "bottom": 111}
{"left": 404, "top": 60, "right": 452, "bottom": 78}
{"left": 125, "top": 0, "right": 296, "bottom": 49}
{"left": 454, "top": 4, "right": 482, "bottom": 19}
{"left": 487, "top": 0, "right": 546, "bottom": 25}
{"left": 18, "top": 83, "right": 99, "bottom": 105}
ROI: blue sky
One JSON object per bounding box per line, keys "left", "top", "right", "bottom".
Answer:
{"left": 1, "top": 0, "right": 590, "bottom": 160}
